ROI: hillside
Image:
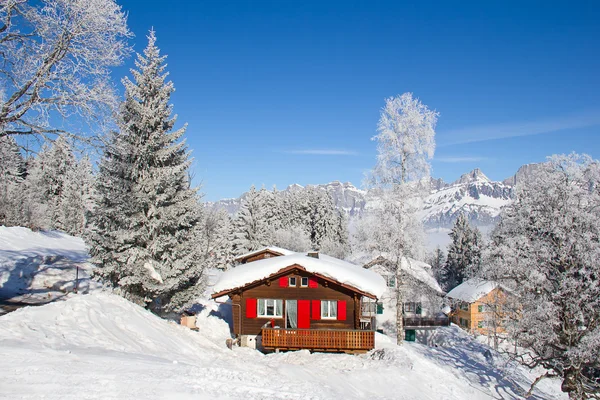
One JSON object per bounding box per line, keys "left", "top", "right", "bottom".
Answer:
{"left": 0, "top": 227, "right": 565, "bottom": 399}
{"left": 0, "top": 292, "right": 565, "bottom": 400}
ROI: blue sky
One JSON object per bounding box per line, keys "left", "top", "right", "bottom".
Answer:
{"left": 116, "top": 0, "right": 600, "bottom": 201}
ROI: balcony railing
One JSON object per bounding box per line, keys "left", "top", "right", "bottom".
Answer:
{"left": 261, "top": 328, "right": 375, "bottom": 352}
{"left": 403, "top": 316, "right": 450, "bottom": 328}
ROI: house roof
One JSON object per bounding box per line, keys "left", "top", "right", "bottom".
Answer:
{"left": 446, "top": 279, "right": 499, "bottom": 303}
{"left": 363, "top": 255, "right": 443, "bottom": 294}
{"left": 212, "top": 252, "right": 387, "bottom": 299}
{"left": 234, "top": 246, "right": 295, "bottom": 262}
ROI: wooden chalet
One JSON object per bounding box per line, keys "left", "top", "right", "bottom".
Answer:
{"left": 211, "top": 251, "right": 386, "bottom": 353}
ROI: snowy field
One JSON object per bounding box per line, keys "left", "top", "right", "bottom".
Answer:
{"left": 0, "top": 227, "right": 566, "bottom": 400}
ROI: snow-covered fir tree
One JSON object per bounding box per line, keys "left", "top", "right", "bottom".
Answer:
{"left": 232, "top": 186, "right": 271, "bottom": 255}
{"left": 87, "top": 31, "right": 205, "bottom": 314}
{"left": 427, "top": 246, "right": 446, "bottom": 288}
{"left": 60, "top": 156, "right": 95, "bottom": 235}
{"left": 484, "top": 153, "right": 600, "bottom": 399}
{"left": 201, "top": 206, "right": 234, "bottom": 270}
{"left": 441, "top": 213, "right": 482, "bottom": 291}
{"left": 0, "top": 136, "right": 26, "bottom": 226}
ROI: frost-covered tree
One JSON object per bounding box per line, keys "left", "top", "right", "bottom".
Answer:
{"left": 485, "top": 154, "right": 600, "bottom": 399}
{"left": 0, "top": 135, "right": 26, "bottom": 225}
{"left": 232, "top": 186, "right": 271, "bottom": 255}
{"left": 201, "top": 206, "right": 234, "bottom": 270}
{"left": 441, "top": 213, "right": 482, "bottom": 291}
{"left": 272, "top": 225, "right": 312, "bottom": 252}
{"left": 0, "top": 0, "right": 131, "bottom": 140}
{"left": 428, "top": 246, "right": 446, "bottom": 288}
{"left": 87, "top": 31, "right": 204, "bottom": 314}
{"left": 364, "top": 93, "right": 438, "bottom": 344}
{"left": 60, "top": 156, "right": 94, "bottom": 235}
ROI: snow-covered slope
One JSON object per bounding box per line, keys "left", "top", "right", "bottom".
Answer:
{"left": 0, "top": 292, "right": 565, "bottom": 399}
{"left": 0, "top": 227, "right": 98, "bottom": 313}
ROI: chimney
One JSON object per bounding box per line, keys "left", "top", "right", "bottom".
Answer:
{"left": 307, "top": 252, "right": 319, "bottom": 259}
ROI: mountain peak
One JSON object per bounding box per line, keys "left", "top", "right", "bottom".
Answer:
{"left": 452, "top": 168, "right": 491, "bottom": 185}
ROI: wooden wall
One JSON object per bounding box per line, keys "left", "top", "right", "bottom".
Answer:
{"left": 240, "top": 250, "right": 283, "bottom": 264}
{"left": 230, "top": 267, "right": 360, "bottom": 336}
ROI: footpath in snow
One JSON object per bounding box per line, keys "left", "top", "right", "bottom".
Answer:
{"left": 0, "top": 226, "right": 98, "bottom": 314}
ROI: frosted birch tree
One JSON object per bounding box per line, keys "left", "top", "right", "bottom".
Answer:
{"left": 485, "top": 154, "right": 600, "bottom": 399}
{"left": 0, "top": 0, "right": 131, "bottom": 140}
{"left": 88, "top": 31, "right": 205, "bottom": 314}
{"left": 366, "top": 93, "right": 438, "bottom": 344}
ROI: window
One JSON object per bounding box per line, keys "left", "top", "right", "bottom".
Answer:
{"left": 300, "top": 277, "right": 308, "bottom": 287}
{"left": 478, "top": 321, "right": 486, "bottom": 329}
{"left": 289, "top": 277, "right": 297, "bottom": 287}
{"left": 403, "top": 302, "right": 422, "bottom": 314}
{"left": 321, "top": 300, "right": 337, "bottom": 319}
{"left": 387, "top": 276, "right": 396, "bottom": 288}
{"left": 460, "top": 302, "right": 470, "bottom": 311}
{"left": 257, "top": 299, "right": 283, "bottom": 318}
{"left": 478, "top": 305, "right": 486, "bottom": 313}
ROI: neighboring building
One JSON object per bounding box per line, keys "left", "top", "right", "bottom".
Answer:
{"left": 446, "top": 278, "right": 507, "bottom": 335}
{"left": 234, "top": 247, "right": 296, "bottom": 264}
{"left": 211, "top": 251, "right": 386, "bottom": 353}
{"left": 362, "top": 255, "right": 448, "bottom": 337}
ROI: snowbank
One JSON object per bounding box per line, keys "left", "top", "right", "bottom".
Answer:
{"left": 213, "top": 252, "right": 387, "bottom": 298}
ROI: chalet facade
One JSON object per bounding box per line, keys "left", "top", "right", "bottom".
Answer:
{"left": 212, "top": 251, "right": 386, "bottom": 353}
{"left": 446, "top": 278, "right": 508, "bottom": 335}
{"left": 362, "top": 255, "right": 449, "bottom": 336}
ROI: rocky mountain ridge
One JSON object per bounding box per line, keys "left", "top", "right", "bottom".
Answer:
{"left": 212, "top": 164, "right": 539, "bottom": 229}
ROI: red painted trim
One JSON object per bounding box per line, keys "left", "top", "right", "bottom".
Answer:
{"left": 311, "top": 300, "right": 321, "bottom": 320}
{"left": 279, "top": 277, "right": 288, "bottom": 287}
{"left": 246, "top": 298, "right": 257, "bottom": 318}
{"left": 308, "top": 277, "right": 318, "bottom": 288}
{"left": 337, "top": 300, "right": 347, "bottom": 321}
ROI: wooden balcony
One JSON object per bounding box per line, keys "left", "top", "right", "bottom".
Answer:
{"left": 403, "top": 316, "right": 450, "bottom": 329}
{"left": 261, "top": 328, "right": 375, "bottom": 353}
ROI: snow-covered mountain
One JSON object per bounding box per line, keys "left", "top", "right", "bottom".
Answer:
{"left": 212, "top": 165, "right": 540, "bottom": 229}
{"left": 420, "top": 168, "right": 513, "bottom": 229}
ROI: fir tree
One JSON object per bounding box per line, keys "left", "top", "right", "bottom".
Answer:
{"left": 232, "top": 186, "right": 271, "bottom": 255}
{"left": 442, "top": 213, "right": 482, "bottom": 291}
{"left": 87, "top": 31, "right": 204, "bottom": 314}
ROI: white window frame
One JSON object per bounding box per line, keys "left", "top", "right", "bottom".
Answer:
{"left": 289, "top": 277, "right": 297, "bottom": 287}
{"left": 257, "top": 299, "right": 283, "bottom": 318}
{"left": 321, "top": 300, "right": 337, "bottom": 319}
{"left": 300, "top": 277, "right": 308, "bottom": 287}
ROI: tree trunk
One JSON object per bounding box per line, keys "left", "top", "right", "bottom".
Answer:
{"left": 396, "top": 266, "right": 403, "bottom": 345}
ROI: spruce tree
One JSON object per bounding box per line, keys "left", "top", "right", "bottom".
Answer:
{"left": 441, "top": 213, "right": 482, "bottom": 291}
{"left": 88, "top": 31, "right": 204, "bottom": 314}
{"left": 232, "top": 186, "right": 270, "bottom": 255}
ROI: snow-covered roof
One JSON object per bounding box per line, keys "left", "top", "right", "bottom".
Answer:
{"left": 358, "top": 253, "right": 443, "bottom": 294}
{"left": 234, "top": 246, "right": 296, "bottom": 261}
{"left": 446, "top": 279, "right": 499, "bottom": 303}
{"left": 213, "top": 252, "right": 387, "bottom": 299}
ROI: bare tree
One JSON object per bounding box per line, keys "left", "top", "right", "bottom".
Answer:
{"left": 0, "top": 0, "right": 131, "bottom": 141}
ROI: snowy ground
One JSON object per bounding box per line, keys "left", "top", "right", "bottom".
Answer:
{"left": 0, "top": 226, "right": 98, "bottom": 314}
{"left": 0, "top": 227, "right": 566, "bottom": 399}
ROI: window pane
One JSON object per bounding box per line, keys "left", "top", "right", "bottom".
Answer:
{"left": 301, "top": 277, "right": 308, "bottom": 286}
{"left": 321, "top": 301, "right": 328, "bottom": 318}
{"left": 275, "top": 300, "right": 282, "bottom": 316}
{"left": 330, "top": 301, "right": 337, "bottom": 318}
{"left": 289, "top": 277, "right": 296, "bottom": 286}
{"left": 266, "top": 299, "right": 274, "bottom": 316}
{"left": 258, "top": 299, "right": 265, "bottom": 316}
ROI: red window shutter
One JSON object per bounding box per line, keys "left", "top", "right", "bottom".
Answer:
{"left": 298, "top": 300, "right": 310, "bottom": 329}
{"left": 279, "top": 277, "right": 288, "bottom": 287}
{"left": 308, "top": 278, "right": 318, "bottom": 288}
{"left": 246, "top": 298, "right": 257, "bottom": 318}
{"left": 311, "top": 300, "right": 321, "bottom": 320}
{"left": 337, "top": 300, "right": 347, "bottom": 321}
